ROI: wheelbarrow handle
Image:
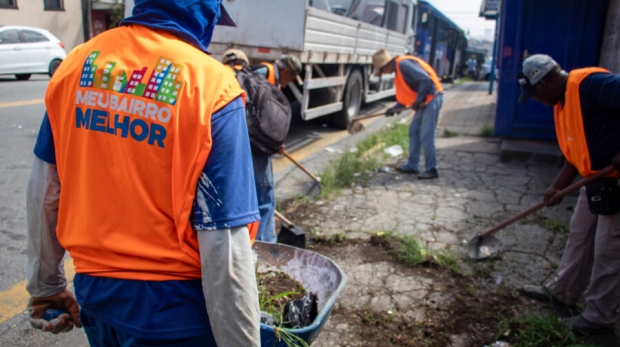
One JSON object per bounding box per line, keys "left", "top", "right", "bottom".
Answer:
{"left": 280, "top": 150, "right": 321, "bottom": 184}
{"left": 349, "top": 106, "right": 411, "bottom": 122}
{"left": 480, "top": 165, "right": 615, "bottom": 238}
{"left": 274, "top": 210, "right": 293, "bottom": 227}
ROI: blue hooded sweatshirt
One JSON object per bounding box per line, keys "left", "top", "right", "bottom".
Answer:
{"left": 120, "top": 0, "right": 235, "bottom": 53}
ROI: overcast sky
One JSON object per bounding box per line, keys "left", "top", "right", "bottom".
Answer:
{"left": 426, "top": 0, "right": 497, "bottom": 38}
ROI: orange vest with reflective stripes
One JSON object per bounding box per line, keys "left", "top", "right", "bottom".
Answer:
{"left": 555, "top": 67, "right": 619, "bottom": 178}
{"left": 261, "top": 62, "right": 277, "bottom": 86}
{"left": 45, "top": 25, "right": 257, "bottom": 281}
{"left": 394, "top": 56, "right": 443, "bottom": 106}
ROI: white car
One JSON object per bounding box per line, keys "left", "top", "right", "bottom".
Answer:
{"left": 0, "top": 25, "right": 66, "bottom": 80}
{"left": 481, "top": 59, "right": 499, "bottom": 81}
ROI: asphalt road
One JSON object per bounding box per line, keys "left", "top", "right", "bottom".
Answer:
{"left": 0, "top": 73, "right": 392, "bottom": 345}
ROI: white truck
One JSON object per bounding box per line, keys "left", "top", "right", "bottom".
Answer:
{"left": 125, "top": 0, "right": 418, "bottom": 128}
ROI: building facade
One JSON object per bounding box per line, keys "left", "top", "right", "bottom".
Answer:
{"left": 0, "top": 0, "right": 88, "bottom": 52}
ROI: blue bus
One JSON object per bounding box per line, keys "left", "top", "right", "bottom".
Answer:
{"left": 414, "top": 0, "right": 466, "bottom": 81}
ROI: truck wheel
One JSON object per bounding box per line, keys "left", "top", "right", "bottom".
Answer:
{"left": 16, "top": 74, "right": 31, "bottom": 81}
{"left": 331, "top": 69, "right": 363, "bottom": 129}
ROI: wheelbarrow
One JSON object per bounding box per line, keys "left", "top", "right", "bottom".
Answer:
{"left": 253, "top": 241, "right": 347, "bottom": 346}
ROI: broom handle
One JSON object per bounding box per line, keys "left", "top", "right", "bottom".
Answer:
{"left": 350, "top": 106, "right": 411, "bottom": 122}
{"left": 480, "top": 165, "right": 615, "bottom": 238}
{"left": 281, "top": 150, "right": 321, "bottom": 183}
{"left": 274, "top": 210, "right": 292, "bottom": 226}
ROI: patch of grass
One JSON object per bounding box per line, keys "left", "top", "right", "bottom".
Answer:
{"left": 453, "top": 76, "right": 474, "bottom": 86}
{"left": 374, "top": 232, "right": 461, "bottom": 275}
{"left": 540, "top": 218, "right": 570, "bottom": 234}
{"left": 319, "top": 122, "right": 409, "bottom": 198}
{"left": 478, "top": 125, "right": 495, "bottom": 137}
{"left": 444, "top": 128, "right": 459, "bottom": 138}
{"left": 314, "top": 233, "right": 346, "bottom": 246}
{"left": 499, "top": 311, "right": 599, "bottom": 347}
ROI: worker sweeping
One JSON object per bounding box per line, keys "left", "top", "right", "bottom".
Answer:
{"left": 25, "top": 0, "right": 261, "bottom": 345}
{"left": 372, "top": 48, "right": 444, "bottom": 179}
{"left": 518, "top": 54, "right": 620, "bottom": 335}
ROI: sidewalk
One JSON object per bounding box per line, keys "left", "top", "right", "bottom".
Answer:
{"left": 275, "top": 82, "right": 619, "bottom": 346}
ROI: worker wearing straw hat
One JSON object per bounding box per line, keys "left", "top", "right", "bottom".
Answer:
{"left": 372, "top": 48, "right": 444, "bottom": 179}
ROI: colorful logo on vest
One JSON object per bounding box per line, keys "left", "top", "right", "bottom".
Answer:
{"left": 78, "top": 51, "right": 184, "bottom": 106}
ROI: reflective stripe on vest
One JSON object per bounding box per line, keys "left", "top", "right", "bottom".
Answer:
{"left": 261, "top": 62, "right": 277, "bottom": 86}
{"left": 394, "top": 56, "right": 443, "bottom": 107}
{"left": 45, "top": 25, "right": 252, "bottom": 281}
{"left": 554, "top": 67, "right": 618, "bottom": 178}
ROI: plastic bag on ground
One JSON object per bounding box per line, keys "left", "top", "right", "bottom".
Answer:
{"left": 384, "top": 145, "right": 403, "bottom": 158}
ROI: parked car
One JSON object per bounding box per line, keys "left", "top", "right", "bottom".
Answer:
{"left": 0, "top": 25, "right": 66, "bottom": 80}
{"left": 480, "top": 59, "right": 498, "bottom": 81}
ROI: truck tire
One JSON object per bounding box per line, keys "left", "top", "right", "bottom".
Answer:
{"left": 331, "top": 69, "right": 363, "bottom": 129}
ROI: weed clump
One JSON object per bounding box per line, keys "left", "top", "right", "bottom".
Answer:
{"left": 499, "top": 311, "right": 599, "bottom": 347}
{"left": 319, "top": 122, "right": 409, "bottom": 198}
{"left": 444, "top": 128, "right": 459, "bottom": 138}
{"left": 478, "top": 125, "right": 494, "bottom": 137}
{"left": 370, "top": 231, "right": 461, "bottom": 275}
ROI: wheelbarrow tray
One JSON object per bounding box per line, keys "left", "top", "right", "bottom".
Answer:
{"left": 253, "top": 241, "right": 347, "bottom": 346}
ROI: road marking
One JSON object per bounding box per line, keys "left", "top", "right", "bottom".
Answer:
{"left": 0, "top": 99, "right": 45, "bottom": 109}
{"left": 0, "top": 259, "right": 75, "bottom": 324}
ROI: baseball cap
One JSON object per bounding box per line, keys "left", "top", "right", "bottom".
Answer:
{"left": 223, "top": 49, "right": 249, "bottom": 66}
{"left": 517, "top": 54, "right": 559, "bottom": 103}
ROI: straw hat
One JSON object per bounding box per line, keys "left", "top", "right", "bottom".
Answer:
{"left": 222, "top": 48, "right": 249, "bottom": 66}
{"left": 372, "top": 48, "right": 393, "bottom": 73}
{"left": 279, "top": 55, "right": 303, "bottom": 76}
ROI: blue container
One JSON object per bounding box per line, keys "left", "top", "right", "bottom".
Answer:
{"left": 253, "top": 242, "right": 347, "bottom": 347}
{"left": 494, "top": 0, "right": 607, "bottom": 139}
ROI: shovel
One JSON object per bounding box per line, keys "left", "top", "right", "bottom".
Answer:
{"left": 280, "top": 149, "right": 323, "bottom": 200}
{"left": 468, "top": 165, "right": 615, "bottom": 260}
{"left": 347, "top": 106, "right": 411, "bottom": 135}
{"left": 275, "top": 210, "right": 307, "bottom": 249}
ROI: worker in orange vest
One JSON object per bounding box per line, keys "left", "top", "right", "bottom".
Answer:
{"left": 25, "top": 0, "right": 261, "bottom": 345}
{"left": 248, "top": 55, "right": 301, "bottom": 242}
{"left": 518, "top": 54, "right": 620, "bottom": 335}
{"left": 372, "top": 48, "right": 444, "bottom": 179}
{"left": 254, "top": 55, "right": 302, "bottom": 88}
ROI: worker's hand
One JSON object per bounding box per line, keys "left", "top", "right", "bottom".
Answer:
{"left": 28, "top": 289, "right": 82, "bottom": 334}
{"left": 411, "top": 102, "right": 421, "bottom": 111}
{"left": 418, "top": 102, "right": 428, "bottom": 110}
{"left": 543, "top": 184, "right": 563, "bottom": 207}
{"left": 612, "top": 150, "right": 620, "bottom": 172}
{"left": 385, "top": 108, "right": 397, "bottom": 117}
{"left": 278, "top": 144, "right": 285, "bottom": 155}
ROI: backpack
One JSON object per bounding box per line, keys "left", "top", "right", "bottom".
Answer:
{"left": 234, "top": 67, "right": 291, "bottom": 155}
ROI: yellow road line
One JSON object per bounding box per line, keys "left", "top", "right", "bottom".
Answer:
{"left": 0, "top": 259, "right": 75, "bottom": 324}
{"left": 0, "top": 99, "right": 45, "bottom": 109}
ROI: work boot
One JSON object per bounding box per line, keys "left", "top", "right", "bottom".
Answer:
{"left": 398, "top": 163, "right": 419, "bottom": 174}
{"left": 562, "top": 315, "right": 615, "bottom": 335}
{"left": 520, "top": 285, "right": 581, "bottom": 317}
{"left": 418, "top": 168, "right": 438, "bottom": 179}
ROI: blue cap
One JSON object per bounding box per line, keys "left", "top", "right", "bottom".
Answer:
{"left": 217, "top": 2, "right": 236, "bottom": 27}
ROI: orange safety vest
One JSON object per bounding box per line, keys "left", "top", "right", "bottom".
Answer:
{"left": 261, "top": 62, "right": 277, "bottom": 86}
{"left": 394, "top": 55, "right": 443, "bottom": 106}
{"left": 45, "top": 24, "right": 258, "bottom": 281}
{"left": 554, "top": 67, "right": 619, "bottom": 178}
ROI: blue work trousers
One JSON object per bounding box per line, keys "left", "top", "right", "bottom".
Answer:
{"left": 80, "top": 310, "right": 217, "bottom": 347}
{"left": 404, "top": 93, "right": 444, "bottom": 173}
{"left": 251, "top": 148, "right": 277, "bottom": 242}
